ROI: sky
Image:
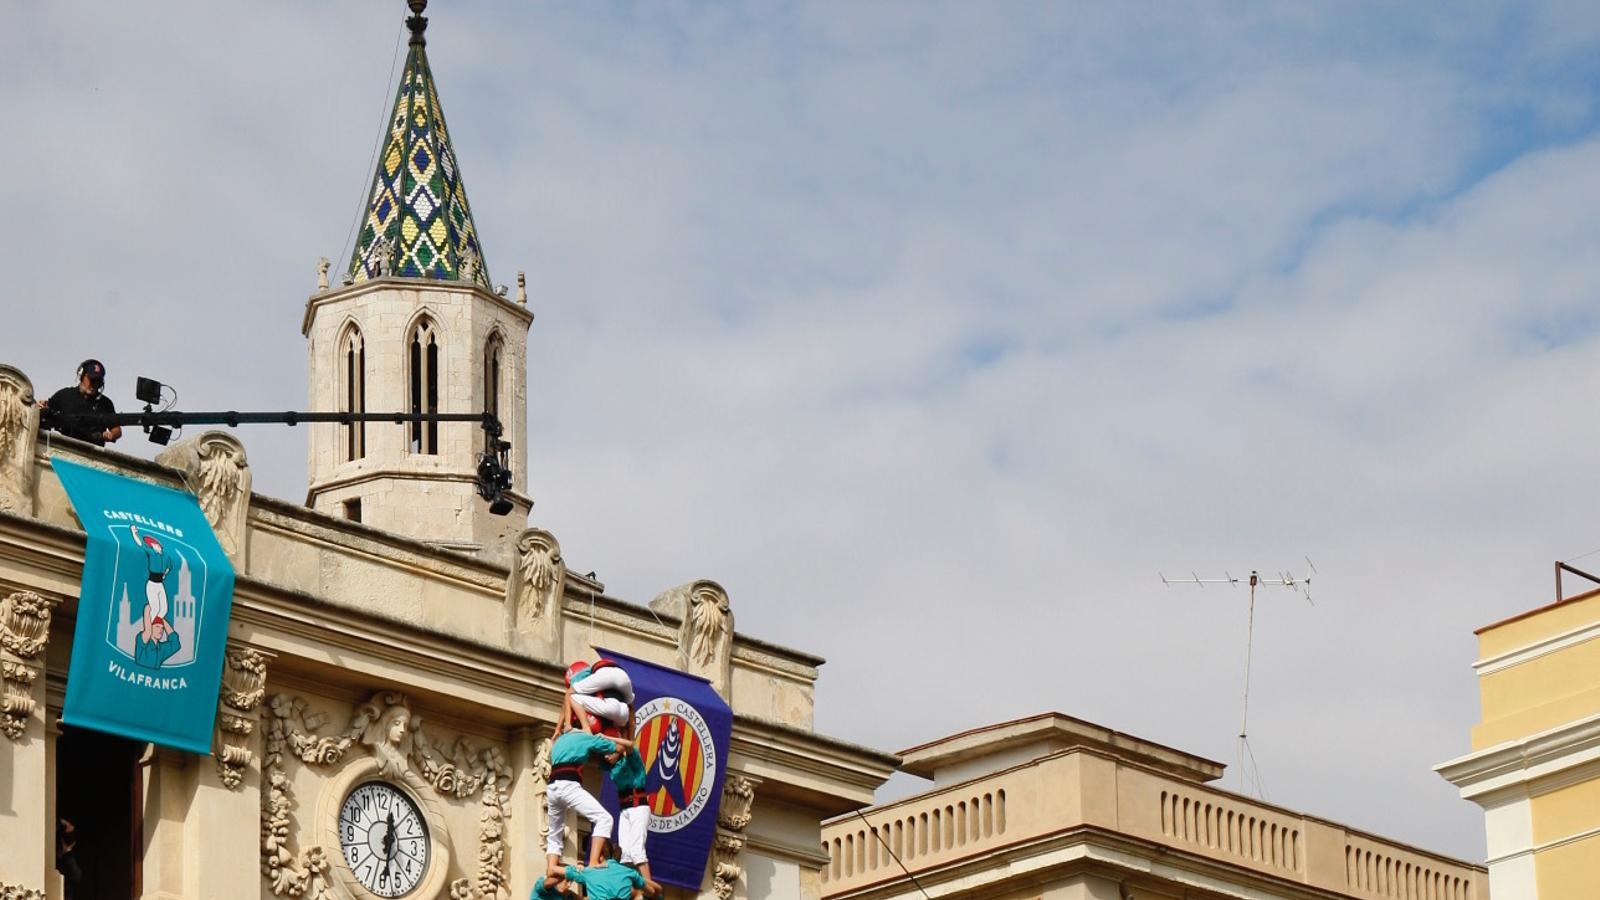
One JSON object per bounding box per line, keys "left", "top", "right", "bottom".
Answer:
{"left": 7, "top": 0, "right": 1600, "bottom": 862}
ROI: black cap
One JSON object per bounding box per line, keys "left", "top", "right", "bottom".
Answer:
{"left": 78, "top": 359, "right": 105, "bottom": 387}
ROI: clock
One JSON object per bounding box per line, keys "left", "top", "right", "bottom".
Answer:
{"left": 337, "top": 781, "right": 430, "bottom": 897}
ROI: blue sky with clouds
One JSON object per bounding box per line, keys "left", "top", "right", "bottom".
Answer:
{"left": 8, "top": 0, "right": 1600, "bottom": 860}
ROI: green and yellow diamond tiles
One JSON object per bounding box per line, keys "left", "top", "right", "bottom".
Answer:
{"left": 347, "top": 35, "right": 490, "bottom": 289}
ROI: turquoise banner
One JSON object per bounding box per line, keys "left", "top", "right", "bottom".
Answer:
{"left": 55, "top": 457, "right": 236, "bottom": 754}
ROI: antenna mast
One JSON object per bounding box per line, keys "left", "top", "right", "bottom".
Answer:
{"left": 1159, "top": 562, "right": 1316, "bottom": 796}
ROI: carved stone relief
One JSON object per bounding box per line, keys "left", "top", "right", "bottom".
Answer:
{"left": 0, "top": 365, "right": 38, "bottom": 516}
{"left": 214, "top": 645, "right": 269, "bottom": 789}
{"left": 155, "top": 431, "right": 251, "bottom": 562}
{"left": 530, "top": 735, "right": 552, "bottom": 848}
{"left": 711, "top": 774, "right": 757, "bottom": 899}
{"left": 508, "top": 529, "right": 564, "bottom": 627}
{"left": 261, "top": 690, "right": 512, "bottom": 900}
{"left": 0, "top": 882, "right": 46, "bottom": 900}
{"left": 650, "top": 580, "right": 734, "bottom": 692}
{"left": 1, "top": 590, "right": 61, "bottom": 741}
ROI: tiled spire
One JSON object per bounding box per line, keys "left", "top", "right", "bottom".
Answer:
{"left": 347, "top": 0, "right": 491, "bottom": 288}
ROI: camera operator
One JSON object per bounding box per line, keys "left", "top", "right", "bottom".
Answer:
{"left": 39, "top": 359, "right": 121, "bottom": 446}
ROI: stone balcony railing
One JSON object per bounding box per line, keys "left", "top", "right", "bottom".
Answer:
{"left": 820, "top": 748, "right": 1487, "bottom": 899}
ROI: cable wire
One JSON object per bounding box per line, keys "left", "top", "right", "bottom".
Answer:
{"left": 851, "top": 808, "right": 934, "bottom": 900}
{"left": 338, "top": 20, "right": 407, "bottom": 276}
{"left": 1243, "top": 736, "right": 1269, "bottom": 801}
{"left": 1563, "top": 546, "right": 1600, "bottom": 565}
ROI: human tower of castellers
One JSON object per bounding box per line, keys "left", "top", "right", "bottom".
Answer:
{"left": 534, "top": 659, "right": 661, "bottom": 900}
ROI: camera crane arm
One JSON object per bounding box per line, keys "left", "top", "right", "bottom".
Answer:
{"left": 39, "top": 407, "right": 518, "bottom": 515}
{"left": 41, "top": 407, "right": 502, "bottom": 433}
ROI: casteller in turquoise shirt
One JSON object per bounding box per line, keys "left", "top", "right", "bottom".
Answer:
{"left": 610, "top": 747, "right": 646, "bottom": 792}
{"left": 551, "top": 730, "right": 618, "bottom": 767}
{"left": 564, "top": 863, "right": 645, "bottom": 900}
{"left": 531, "top": 876, "right": 566, "bottom": 899}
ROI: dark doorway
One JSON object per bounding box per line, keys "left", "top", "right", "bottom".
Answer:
{"left": 55, "top": 727, "right": 144, "bottom": 900}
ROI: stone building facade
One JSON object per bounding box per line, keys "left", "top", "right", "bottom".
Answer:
{"left": 0, "top": 3, "right": 897, "bottom": 897}
{"left": 822, "top": 714, "right": 1488, "bottom": 900}
{"left": 0, "top": 372, "right": 896, "bottom": 900}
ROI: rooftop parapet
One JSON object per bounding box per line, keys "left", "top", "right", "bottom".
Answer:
{"left": 827, "top": 718, "right": 1486, "bottom": 899}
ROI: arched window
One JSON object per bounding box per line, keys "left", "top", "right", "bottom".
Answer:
{"left": 484, "top": 332, "right": 504, "bottom": 424}
{"left": 408, "top": 316, "right": 440, "bottom": 454}
{"left": 339, "top": 325, "right": 366, "bottom": 460}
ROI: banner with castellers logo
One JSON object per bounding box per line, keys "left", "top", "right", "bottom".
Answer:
{"left": 54, "top": 457, "right": 236, "bottom": 754}
{"left": 596, "top": 648, "right": 734, "bottom": 892}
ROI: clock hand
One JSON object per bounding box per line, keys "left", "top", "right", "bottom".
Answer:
{"left": 383, "top": 810, "right": 396, "bottom": 885}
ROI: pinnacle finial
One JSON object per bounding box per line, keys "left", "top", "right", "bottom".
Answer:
{"left": 406, "top": 0, "right": 428, "bottom": 45}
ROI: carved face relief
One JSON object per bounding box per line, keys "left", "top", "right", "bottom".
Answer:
{"left": 385, "top": 709, "right": 409, "bottom": 745}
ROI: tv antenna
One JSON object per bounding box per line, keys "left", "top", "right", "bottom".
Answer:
{"left": 1159, "top": 560, "right": 1317, "bottom": 797}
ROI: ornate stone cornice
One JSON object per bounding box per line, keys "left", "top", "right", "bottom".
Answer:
{"left": 727, "top": 717, "right": 900, "bottom": 815}
{"left": 1436, "top": 711, "right": 1600, "bottom": 803}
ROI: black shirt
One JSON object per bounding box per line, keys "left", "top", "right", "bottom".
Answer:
{"left": 44, "top": 387, "right": 117, "bottom": 445}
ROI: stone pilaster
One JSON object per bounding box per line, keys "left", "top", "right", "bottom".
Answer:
{"left": 0, "top": 591, "right": 59, "bottom": 894}
{"left": 139, "top": 746, "right": 192, "bottom": 900}
{"left": 0, "top": 365, "right": 38, "bottom": 517}
{"left": 508, "top": 725, "right": 553, "bottom": 899}
{"left": 649, "top": 580, "right": 734, "bottom": 697}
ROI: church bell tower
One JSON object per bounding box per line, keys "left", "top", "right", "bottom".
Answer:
{"left": 303, "top": 0, "right": 532, "bottom": 552}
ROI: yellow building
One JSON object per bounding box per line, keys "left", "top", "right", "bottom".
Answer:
{"left": 1436, "top": 582, "right": 1600, "bottom": 899}
{"left": 826, "top": 713, "right": 1487, "bottom": 900}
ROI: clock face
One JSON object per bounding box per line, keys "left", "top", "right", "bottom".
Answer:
{"left": 338, "top": 781, "right": 430, "bottom": 897}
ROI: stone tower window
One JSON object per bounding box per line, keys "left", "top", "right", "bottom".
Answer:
{"left": 484, "top": 332, "right": 503, "bottom": 423}
{"left": 408, "top": 317, "right": 440, "bottom": 454}
{"left": 339, "top": 324, "right": 366, "bottom": 460}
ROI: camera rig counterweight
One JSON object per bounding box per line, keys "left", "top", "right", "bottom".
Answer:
{"left": 41, "top": 403, "right": 518, "bottom": 516}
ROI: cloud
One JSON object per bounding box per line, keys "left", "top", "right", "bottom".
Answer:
{"left": 7, "top": 0, "right": 1600, "bottom": 861}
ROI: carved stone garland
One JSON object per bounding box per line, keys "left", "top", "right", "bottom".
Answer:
{"left": 1, "top": 590, "right": 62, "bottom": 741}
{"left": 215, "top": 646, "right": 269, "bottom": 789}
{"left": 712, "top": 775, "right": 756, "bottom": 899}
{"left": 0, "top": 883, "right": 46, "bottom": 900}
{"left": 261, "top": 691, "right": 512, "bottom": 900}
{"left": 531, "top": 736, "right": 552, "bottom": 849}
